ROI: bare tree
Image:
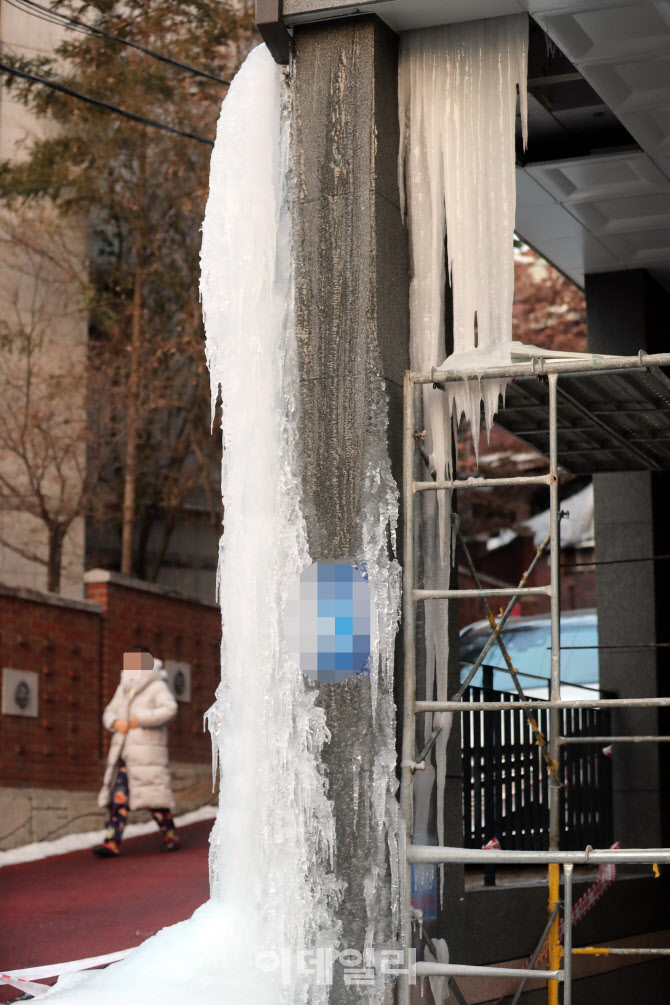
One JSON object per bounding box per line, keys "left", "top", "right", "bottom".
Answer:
{"left": 0, "top": 206, "right": 115, "bottom": 592}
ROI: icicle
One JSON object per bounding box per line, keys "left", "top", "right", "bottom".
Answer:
{"left": 398, "top": 12, "right": 528, "bottom": 908}
{"left": 359, "top": 389, "right": 404, "bottom": 1001}
{"left": 399, "top": 14, "right": 528, "bottom": 472}
{"left": 425, "top": 938, "right": 451, "bottom": 1004}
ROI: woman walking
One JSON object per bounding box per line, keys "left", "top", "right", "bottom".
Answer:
{"left": 93, "top": 646, "right": 179, "bottom": 857}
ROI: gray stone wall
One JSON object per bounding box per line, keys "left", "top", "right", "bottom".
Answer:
{"left": 586, "top": 269, "right": 670, "bottom": 847}
{"left": 0, "top": 762, "right": 217, "bottom": 851}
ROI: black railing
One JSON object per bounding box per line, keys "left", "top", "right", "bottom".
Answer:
{"left": 461, "top": 680, "right": 613, "bottom": 853}
{"left": 560, "top": 704, "right": 613, "bottom": 850}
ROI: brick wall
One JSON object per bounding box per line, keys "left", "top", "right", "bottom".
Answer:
{"left": 0, "top": 572, "right": 222, "bottom": 793}
{"left": 0, "top": 585, "right": 103, "bottom": 790}
{"left": 458, "top": 537, "right": 596, "bottom": 629}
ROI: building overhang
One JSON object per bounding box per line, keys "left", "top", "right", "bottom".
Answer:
{"left": 282, "top": 1, "right": 525, "bottom": 31}
{"left": 262, "top": 2, "right": 670, "bottom": 293}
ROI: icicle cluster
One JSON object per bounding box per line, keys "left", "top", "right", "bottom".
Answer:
{"left": 358, "top": 385, "right": 404, "bottom": 986}
{"left": 201, "top": 43, "right": 340, "bottom": 1003}
{"left": 397, "top": 14, "right": 528, "bottom": 893}
{"left": 399, "top": 13, "right": 528, "bottom": 478}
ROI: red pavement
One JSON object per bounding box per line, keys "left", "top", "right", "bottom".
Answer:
{"left": 0, "top": 819, "right": 212, "bottom": 1002}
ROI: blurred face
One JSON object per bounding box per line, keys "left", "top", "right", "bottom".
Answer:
{"left": 122, "top": 651, "right": 153, "bottom": 687}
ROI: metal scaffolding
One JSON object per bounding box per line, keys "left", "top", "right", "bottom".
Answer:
{"left": 399, "top": 351, "right": 670, "bottom": 1005}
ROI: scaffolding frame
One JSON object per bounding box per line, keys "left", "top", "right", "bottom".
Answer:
{"left": 399, "top": 351, "right": 670, "bottom": 1005}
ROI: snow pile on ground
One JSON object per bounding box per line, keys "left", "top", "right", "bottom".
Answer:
{"left": 40, "top": 901, "right": 277, "bottom": 1003}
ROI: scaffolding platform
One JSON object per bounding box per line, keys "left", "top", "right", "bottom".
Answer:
{"left": 494, "top": 364, "right": 670, "bottom": 474}
{"left": 400, "top": 350, "right": 670, "bottom": 1005}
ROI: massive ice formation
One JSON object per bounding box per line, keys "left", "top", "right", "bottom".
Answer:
{"left": 399, "top": 13, "right": 528, "bottom": 479}
{"left": 398, "top": 13, "right": 528, "bottom": 877}
{"left": 44, "top": 43, "right": 339, "bottom": 1005}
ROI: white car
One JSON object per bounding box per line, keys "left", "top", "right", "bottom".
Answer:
{"left": 459, "top": 609, "right": 599, "bottom": 701}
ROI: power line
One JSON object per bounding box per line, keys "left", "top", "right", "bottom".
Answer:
{"left": 6, "top": 0, "right": 232, "bottom": 86}
{"left": 0, "top": 60, "right": 214, "bottom": 145}
{"left": 561, "top": 553, "right": 670, "bottom": 569}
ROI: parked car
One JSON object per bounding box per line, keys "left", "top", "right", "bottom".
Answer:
{"left": 459, "top": 609, "right": 599, "bottom": 700}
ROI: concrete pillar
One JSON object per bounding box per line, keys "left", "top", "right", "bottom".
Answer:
{"left": 291, "top": 14, "right": 409, "bottom": 996}
{"left": 586, "top": 269, "right": 670, "bottom": 847}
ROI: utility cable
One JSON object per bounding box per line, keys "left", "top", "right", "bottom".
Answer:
{"left": 562, "top": 553, "right": 670, "bottom": 569}
{"left": 5, "top": 0, "right": 231, "bottom": 86}
{"left": 0, "top": 60, "right": 214, "bottom": 145}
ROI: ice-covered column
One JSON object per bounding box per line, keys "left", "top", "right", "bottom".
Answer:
{"left": 291, "top": 14, "right": 408, "bottom": 1002}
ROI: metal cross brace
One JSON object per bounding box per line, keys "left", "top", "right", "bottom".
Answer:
{"left": 455, "top": 524, "right": 561, "bottom": 783}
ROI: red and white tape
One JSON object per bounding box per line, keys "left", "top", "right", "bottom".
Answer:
{"left": 482, "top": 837, "right": 621, "bottom": 947}
{"left": 1, "top": 973, "right": 53, "bottom": 997}
{"left": 485, "top": 838, "right": 622, "bottom": 1001}
{"left": 534, "top": 840, "right": 622, "bottom": 967}
{"left": 1, "top": 948, "right": 133, "bottom": 997}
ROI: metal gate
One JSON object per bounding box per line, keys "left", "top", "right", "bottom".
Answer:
{"left": 462, "top": 683, "right": 613, "bottom": 852}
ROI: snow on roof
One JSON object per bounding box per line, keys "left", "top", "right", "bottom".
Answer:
{"left": 487, "top": 481, "right": 594, "bottom": 552}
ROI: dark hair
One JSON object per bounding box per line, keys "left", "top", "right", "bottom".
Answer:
{"left": 124, "top": 646, "right": 153, "bottom": 655}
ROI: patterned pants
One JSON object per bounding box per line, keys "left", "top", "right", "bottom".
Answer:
{"left": 105, "top": 761, "right": 177, "bottom": 844}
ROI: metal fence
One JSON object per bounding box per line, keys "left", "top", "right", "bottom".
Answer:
{"left": 462, "top": 683, "right": 613, "bottom": 852}
{"left": 560, "top": 704, "right": 614, "bottom": 851}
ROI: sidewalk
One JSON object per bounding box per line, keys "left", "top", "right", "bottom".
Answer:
{"left": 0, "top": 819, "right": 212, "bottom": 1002}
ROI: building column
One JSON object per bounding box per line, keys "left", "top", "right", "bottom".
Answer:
{"left": 586, "top": 269, "right": 670, "bottom": 847}
{"left": 291, "top": 13, "right": 409, "bottom": 995}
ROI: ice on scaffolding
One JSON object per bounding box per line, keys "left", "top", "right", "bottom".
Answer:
{"left": 42, "top": 43, "right": 339, "bottom": 1005}
{"left": 437, "top": 340, "right": 592, "bottom": 470}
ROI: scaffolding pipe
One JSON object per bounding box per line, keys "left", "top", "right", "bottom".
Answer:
{"left": 415, "top": 962, "right": 563, "bottom": 981}
{"left": 549, "top": 373, "right": 561, "bottom": 858}
{"left": 416, "top": 696, "right": 670, "bottom": 712}
{"left": 563, "top": 865, "right": 574, "bottom": 1005}
{"left": 457, "top": 529, "right": 559, "bottom": 781}
{"left": 399, "top": 371, "right": 416, "bottom": 1005}
{"left": 415, "top": 727, "right": 441, "bottom": 764}
{"left": 400, "top": 356, "right": 670, "bottom": 1005}
{"left": 407, "top": 847, "right": 670, "bottom": 865}
{"left": 547, "top": 863, "right": 561, "bottom": 1005}
{"left": 415, "top": 586, "right": 552, "bottom": 600}
{"left": 509, "top": 905, "right": 561, "bottom": 1005}
{"left": 416, "top": 350, "right": 670, "bottom": 384}
{"left": 415, "top": 473, "right": 553, "bottom": 490}
{"left": 447, "top": 977, "right": 469, "bottom": 1005}
{"left": 559, "top": 736, "right": 670, "bottom": 744}
{"left": 422, "top": 934, "right": 469, "bottom": 1005}
{"left": 453, "top": 531, "right": 552, "bottom": 700}
{"left": 570, "top": 947, "right": 670, "bottom": 956}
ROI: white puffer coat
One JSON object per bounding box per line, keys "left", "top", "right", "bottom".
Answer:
{"left": 98, "top": 670, "right": 178, "bottom": 811}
